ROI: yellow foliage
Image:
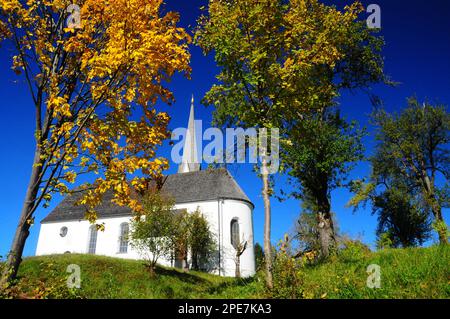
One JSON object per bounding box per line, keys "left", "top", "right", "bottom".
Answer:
{"left": 0, "top": 0, "right": 190, "bottom": 223}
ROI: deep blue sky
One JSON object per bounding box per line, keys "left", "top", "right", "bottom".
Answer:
{"left": 0, "top": 0, "right": 449, "bottom": 257}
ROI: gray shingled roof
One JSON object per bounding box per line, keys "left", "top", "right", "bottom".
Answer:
{"left": 41, "top": 168, "right": 253, "bottom": 223}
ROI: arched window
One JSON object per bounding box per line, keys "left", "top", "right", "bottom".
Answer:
{"left": 119, "top": 223, "right": 129, "bottom": 253}
{"left": 88, "top": 225, "right": 97, "bottom": 254}
{"left": 230, "top": 219, "right": 240, "bottom": 249}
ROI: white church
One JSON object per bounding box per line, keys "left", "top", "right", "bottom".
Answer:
{"left": 35, "top": 97, "right": 256, "bottom": 277}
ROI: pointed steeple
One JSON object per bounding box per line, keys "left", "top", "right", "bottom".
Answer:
{"left": 178, "top": 95, "right": 200, "bottom": 173}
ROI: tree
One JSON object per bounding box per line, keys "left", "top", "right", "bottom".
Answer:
{"left": 0, "top": 0, "right": 190, "bottom": 284}
{"left": 188, "top": 209, "right": 216, "bottom": 271}
{"left": 195, "top": 0, "right": 385, "bottom": 288}
{"left": 349, "top": 170, "right": 433, "bottom": 249}
{"left": 171, "top": 210, "right": 191, "bottom": 271}
{"left": 293, "top": 194, "right": 321, "bottom": 255}
{"left": 130, "top": 193, "right": 216, "bottom": 275}
{"left": 373, "top": 185, "right": 431, "bottom": 248}
{"left": 130, "top": 191, "right": 177, "bottom": 275}
{"left": 253, "top": 242, "right": 264, "bottom": 271}
{"left": 283, "top": 110, "right": 365, "bottom": 257}
{"left": 232, "top": 237, "right": 248, "bottom": 278}
{"left": 350, "top": 98, "right": 449, "bottom": 244}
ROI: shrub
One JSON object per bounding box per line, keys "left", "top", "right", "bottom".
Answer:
{"left": 338, "top": 238, "right": 371, "bottom": 263}
{"left": 271, "top": 238, "right": 304, "bottom": 299}
{"left": 1, "top": 261, "right": 83, "bottom": 299}
{"left": 376, "top": 232, "right": 394, "bottom": 250}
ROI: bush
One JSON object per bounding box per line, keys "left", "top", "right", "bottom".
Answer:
{"left": 271, "top": 239, "right": 304, "bottom": 299}
{"left": 1, "top": 261, "right": 83, "bottom": 299}
{"left": 338, "top": 238, "right": 371, "bottom": 263}
{"left": 376, "top": 232, "right": 394, "bottom": 250}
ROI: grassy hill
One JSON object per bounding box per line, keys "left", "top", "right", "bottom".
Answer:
{"left": 3, "top": 245, "right": 449, "bottom": 299}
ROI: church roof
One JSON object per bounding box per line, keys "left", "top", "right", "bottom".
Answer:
{"left": 41, "top": 168, "right": 253, "bottom": 223}
{"left": 161, "top": 168, "right": 253, "bottom": 207}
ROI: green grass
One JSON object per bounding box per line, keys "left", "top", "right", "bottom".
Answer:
{"left": 7, "top": 245, "right": 450, "bottom": 299}
{"left": 300, "top": 245, "right": 450, "bottom": 299}
{"left": 14, "top": 254, "right": 264, "bottom": 299}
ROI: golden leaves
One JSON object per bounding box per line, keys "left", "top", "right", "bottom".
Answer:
{"left": 0, "top": 0, "right": 21, "bottom": 12}
{"left": 64, "top": 171, "right": 77, "bottom": 184}
{"left": 47, "top": 95, "right": 72, "bottom": 118}
{"left": 1, "top": 0, "right": 191, "bottom": 225}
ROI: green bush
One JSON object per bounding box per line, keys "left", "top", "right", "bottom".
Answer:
{"left": 271, "top": 241, "right": 304, "bottom": 299}
{"left": 338, "top": 239, "right": 371, "bottom": 263}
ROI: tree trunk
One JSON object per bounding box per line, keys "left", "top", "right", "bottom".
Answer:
{"left": 1, "top": 148, "right": 42, "bottom": 286}
{"left": 430, "top": 202, "right": 448, "bottom": 245}
{"left": 235, "top": 255, "right": 241, "bottom": 278}
{"left": 191, "top": 252, "right": 199, "bottom": 271}
{"left": 423, "top": 175, "right": 448, "bottom": 245}
{"left": 261, "top": 157, "right": 273, "bottom": 289}
{"left": 316, "top": 195, "right": 336, "bottom": 258}
{"left": 183, "top": 250, "right": 189, "bottom": 272}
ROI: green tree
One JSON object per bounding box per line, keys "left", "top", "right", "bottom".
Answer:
{"left": 130, "top": 192, "right": 176, "bottom": 275}
{"left": 283, "top": 110, "right": 365, "bottom": 257}
{"left": 171, "top": 210, "right": 191, "bottom": 271}
{"left": 373, "top": 185, "right": 431, "bottom": 248}
{"left": 293, "top": 194, "right": 321, "bottom": 254}
{"left": 254, "top": 242, "right": 265, "bottom": 271}
{"left": 350, "top": 176, "right": 433, "bottom": 249}
{"left": 188, "top": 209, "right": 216, "bottom": 271}
{"left": 195, "top": 0, "right": 385, "bottom": 288}
{"left": 351, "top": 98, "right": 449, "bottom": 245}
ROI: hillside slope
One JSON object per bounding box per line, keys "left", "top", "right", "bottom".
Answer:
{"left": 3, "top": 245, "right": 449, "bottom": 299}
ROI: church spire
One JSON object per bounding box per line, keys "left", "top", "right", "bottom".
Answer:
{"left": 178, "top": 94, "right": 200, "bottom": 173}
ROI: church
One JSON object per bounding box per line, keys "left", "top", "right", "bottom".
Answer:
{"left": 35, "top": 98, "right": 256, "bottom": 277}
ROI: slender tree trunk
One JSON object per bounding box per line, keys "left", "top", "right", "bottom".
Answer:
{"left": 1, "top": 147, "right": 42, "bottom": 286}
{"left": 235, "top": 254, "right": 241, "bottom": 278}
{"left": 261, "top": 157, "right": 273, "bottom": 289}
{"left": 183, "top": 249, "right": 189, "bottom": 272}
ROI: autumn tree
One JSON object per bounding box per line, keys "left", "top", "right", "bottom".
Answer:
{"left": 350, "top": 98, "right": 449, "bottom": 245}
{"left": 195, "top": 0, "right": 385, "bottom": 288}
{"left": 283, "top": 110, "right": 365, "bottom": 257}
{"left": 0, "top": 0, "right": 190, "bottom": 285}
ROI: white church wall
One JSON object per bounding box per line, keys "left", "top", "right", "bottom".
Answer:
{"left": 36, "top": 199, "right": 255, "bottom": 277}
{"left": 35, "top": 217, "right": 173, "bottom": 266}
{"left": 173, "top": 199, "right": 255, "bottom": 277}
{"left": 220, "top": 200, "right": 255, "bottom": 278}
{"left": 36, "top": 219, "right": 89, "bottom": 256}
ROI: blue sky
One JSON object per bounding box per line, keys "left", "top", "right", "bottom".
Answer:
{"left": 0, "top": 0, "right": 449, "bottom": 257}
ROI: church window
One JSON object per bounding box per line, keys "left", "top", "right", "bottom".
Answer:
{"left": 88, "top": 225, "right": 97, "bottom": 254}
{"left": 231, "top": 219, "right": 240, "bottom": 249}
{"left": 60, "top": 226, "right": 68, "bottom": 237}
{"left": 119, "top": 223, "right": 129, "bottom": 253}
